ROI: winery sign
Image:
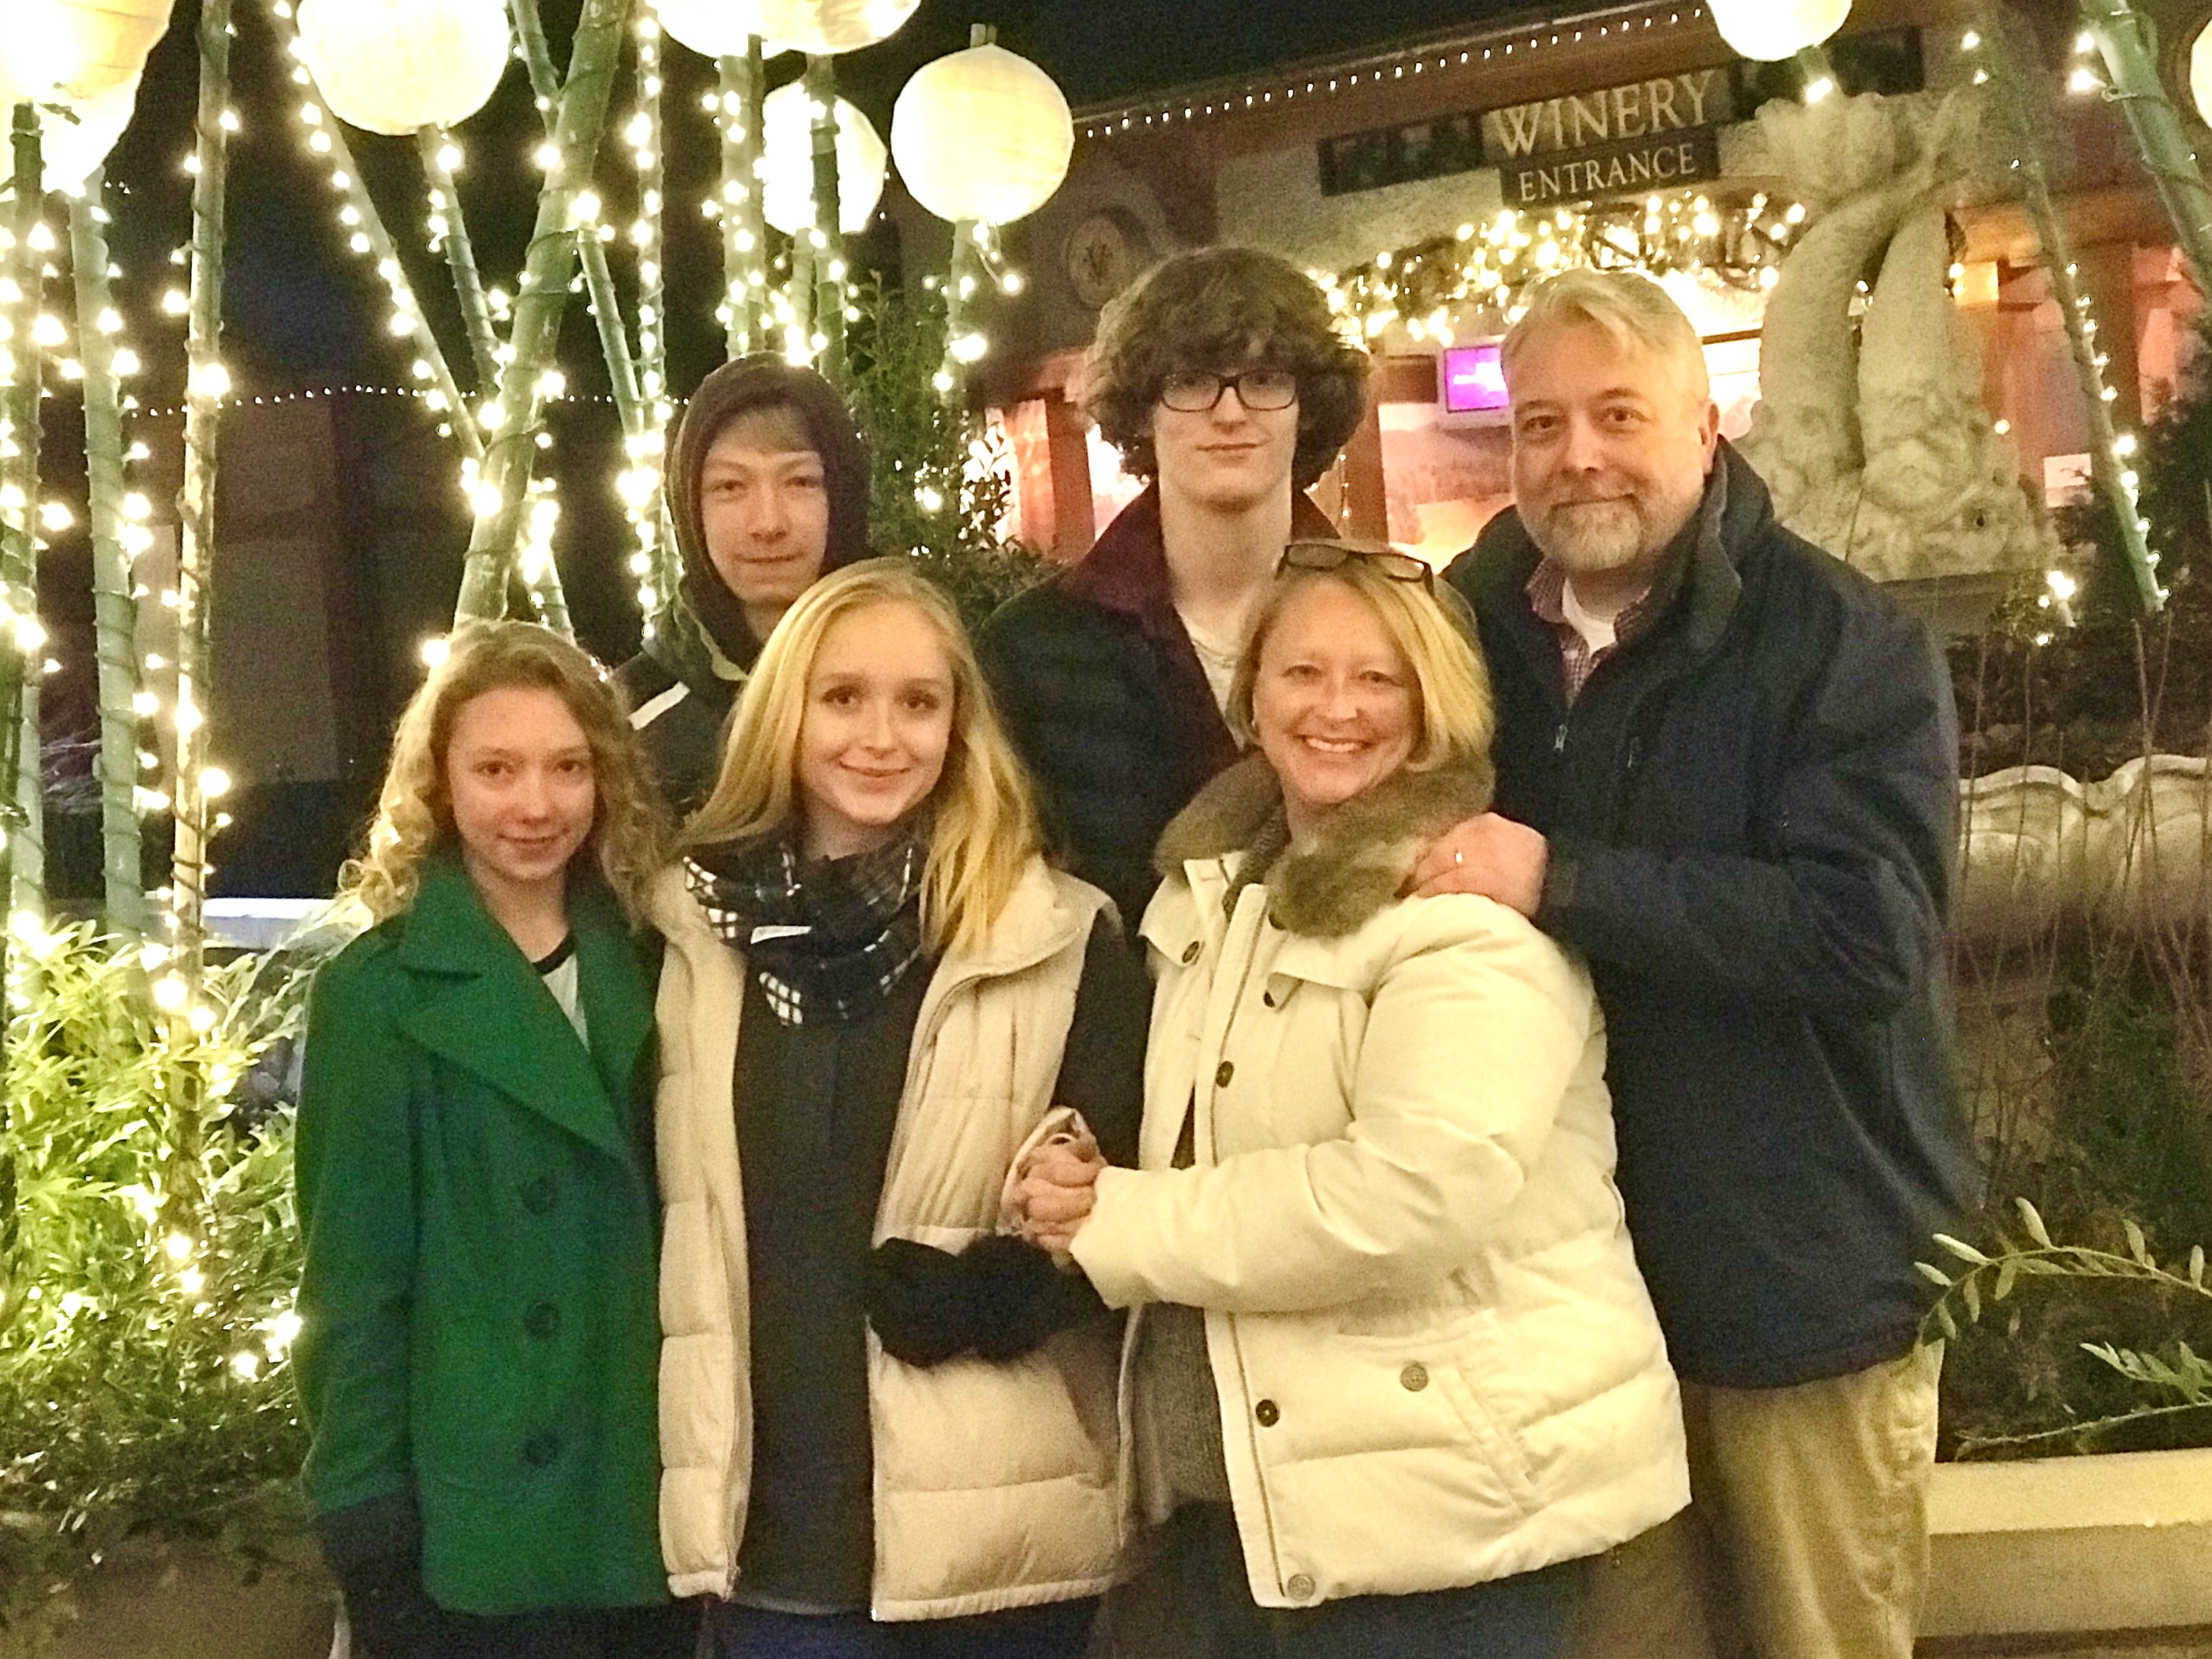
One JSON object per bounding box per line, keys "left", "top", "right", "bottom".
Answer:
{"left": 1316, "top": 66, "right": 1735, "bottom": 205}
{"left": 1487, "top": 69, "right": 1733, "bottom": 205}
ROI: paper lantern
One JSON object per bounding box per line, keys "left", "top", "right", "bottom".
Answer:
{"left": 0, "top": 0, "right": 174, "bottom": 102}
{"left": 1708, "top": 0, "right": 1849, "bottom": 62}
{"left": 295, "top": 0, "right": 512, "bottom": 138}
{"left": 752, "top": 0, "right": 915, "bottom": 56}
{"left": 2192, "top": 16, "right": 2212, "bottom": 128}
{"left": 891, "top": 42, "right": 1072, "bottom": 225}
{"left": 39, "top": 73, "right": 140, "bottom": 193}
{"left": 760, "top": 82, "right": 886, "bottom": 235}
{"left": 653, "top": 0, "right": 762, "bottom": 60}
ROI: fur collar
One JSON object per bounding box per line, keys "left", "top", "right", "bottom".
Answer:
{"left": 1154, "top": 751, "right": 1495, "bottom": 938}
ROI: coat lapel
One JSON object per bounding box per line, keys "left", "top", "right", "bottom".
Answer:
{"left": 571, "top": 878, "right": 653, "bottom": 1132}
{"left": 393, "top": 861, "right": 633, "bottom": 1164}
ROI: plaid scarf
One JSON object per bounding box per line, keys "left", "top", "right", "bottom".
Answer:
{"left": 684, "top": 832, "right": 925, "bottom": 1026}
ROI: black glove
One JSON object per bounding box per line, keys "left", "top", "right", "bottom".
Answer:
{"left": 317, "top": 1493, "right": 441, "bottom": 1659}
{"left": 865, "top": 1235, "right": 1107, "bottom": 1368}
{"left": 963, "top": 1233, "right": 1107, "bottom": 1362}
{"left": 865, "top": 1237, "right": 983, "bottom": 1367}
{"left": 334, "top": 1546, "right": 444, "bottom": 1658}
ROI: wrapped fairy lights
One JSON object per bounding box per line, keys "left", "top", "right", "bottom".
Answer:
{"left": 1323, "top": 190, "right": 1801, "bottom": 345}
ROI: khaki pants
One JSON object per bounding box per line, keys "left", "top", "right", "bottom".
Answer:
{"left": 1565, "top": 1342, "right": 1943, "bottom": 1659}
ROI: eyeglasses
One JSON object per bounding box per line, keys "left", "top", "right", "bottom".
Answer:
{"left": 1278, "top": 540, "right": 1435, "bottom": 591}
{"left": 1157, "top": 367, "right": 1299, "bottom": 413}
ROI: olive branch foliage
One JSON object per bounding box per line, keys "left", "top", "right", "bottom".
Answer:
{"left": 1921, "top": 1195, "right": 2212, "bottom": 1458}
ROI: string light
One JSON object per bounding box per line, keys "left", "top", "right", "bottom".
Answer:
{"left": 1321, "top": 189, "right": 1799, "bottom": 343}
{"left": 1078, "top": 5, "right": 1711, "bottom": 138}
{"left": 1957, "top": 17, "right": 2165, "bottom": 612}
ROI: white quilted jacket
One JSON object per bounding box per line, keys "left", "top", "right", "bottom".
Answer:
{"left": 1069, "top": 756, "right": 1690, "bottom": 1610}
{"left": 648, "top": 859, "right": 1125, "bottom": 1620}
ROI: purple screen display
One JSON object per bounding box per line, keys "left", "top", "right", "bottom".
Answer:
{"left": 1440, "top": 344, "right": 1509, "bottom": 413}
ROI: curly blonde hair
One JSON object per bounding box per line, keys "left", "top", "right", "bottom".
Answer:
{"left": 341, "top": 622, "right": 672, "bottom": 924}
{"left": 685, "top": 560, "right": 1042, "bottom": 958}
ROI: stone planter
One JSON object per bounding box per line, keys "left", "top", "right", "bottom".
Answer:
{"left": 0, "top": 1535, "right": 334, "bottom": 1659}
{"left": 1925, "top": 1448, "right": 2212, "bottom": 1642}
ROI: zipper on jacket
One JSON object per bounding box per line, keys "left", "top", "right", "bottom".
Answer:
{"left": 1551, "top": 720, "right": 1569, "bottom": 754}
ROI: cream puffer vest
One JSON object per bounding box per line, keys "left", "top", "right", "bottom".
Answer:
{"left": 648, "top": 859, "right": 1125, "bottom": 1620}
{"left": 1069, "top": 756, "right": 1689, "bottom": 1610}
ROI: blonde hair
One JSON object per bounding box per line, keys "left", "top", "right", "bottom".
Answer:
{"left": 1228, "top": 557, "right": 1495, "bottom": 775}
{"left": 685, "top": 560, "right": 1042, "bottom": 958}
{"left": 1501, "top": 268, "right": 1710, "bottom": 406}
{"left": 340, "top": 622, "right": 672, "bottom": 925}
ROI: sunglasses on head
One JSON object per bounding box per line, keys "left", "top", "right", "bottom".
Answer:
{"left": 1278, "top": 540, "right": 1436, "bottom": 591}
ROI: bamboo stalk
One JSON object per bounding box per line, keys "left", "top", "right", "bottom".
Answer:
{"left": 453, "top": 0, "right": 631, "bottom": 627}
{"left": 805, "top": 53, "right": 844, "bottom": 377}
{"left": 269, "top": 19, "right": 483, "bottom": 466}
{"left": 173, "top": 0, "right": 234, "bottom": 995}
{"left": 2075, "top": 0, "right": 2212, "bottom": 290}
{"left": 1978, "top": 5, "right": 2165, "bottom": 614}
{"left": 2, "top": 109, "right": 43, "bottom": 922}
{"left": 0, "top": 105, "right": 41, "bottom": 936}
{"left": 418, "top": 125, "right": 503, "bottom": 396}
{"left": 717, "top": 45, "right": 766, "bottom": 356}
{"left": 580, "top": 216, "right": 645, "bottom": 434}
{"left": 0, "top": 107, "right": 29, "bottom": 1315}
{"left": 937, "top": 219, "right": 982, "bottom": 405}
{"left": 70, "top": 183, "right": 145, "bottom": 939}
{"left": 2021, "top": 167, "right": 2165, "bottom": 613}
{"left": 633, "top": 8, "right": 676, "bottom": 606}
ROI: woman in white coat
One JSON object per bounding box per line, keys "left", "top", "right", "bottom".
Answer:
{"left": 1020, "top": 544, "right": 1687, "bottom": 1659}
{"left": 650, "top": 561, "right": 1151, "bottom": 1659}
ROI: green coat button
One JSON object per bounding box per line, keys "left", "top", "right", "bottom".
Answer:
{"left": 522, "top": 1430, "right": 561, "bottom": 1467}
{"left": 525, "top": 1302, "right": 561, "bottom": 1340}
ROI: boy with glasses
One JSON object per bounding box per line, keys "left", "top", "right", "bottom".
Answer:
{"left": 978, "top": 248, "right": 1371, "bottom": 927}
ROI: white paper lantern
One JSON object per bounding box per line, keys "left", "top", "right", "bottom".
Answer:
{"left": 1708, "top": 0, "right": 1849, "bottom": 62}
{"left": 891, "top": 42, "right": 1071, "bottom": 226}
{"left": 760, "top": 82, "right": 886, "bottom": 235}
{"left": 38, "top": 72, "right": 140, "bottom": 193}
{"left": 2191, "top": 15, "right": 2212, "bottom": 128}
{"left": 653, "top": 0, "right": 762, "bottom": 61}
{"left": 752, "top": 0, "right": 915, "bottom": 56}
{"left": 295, "top": 0, "right": 512, "bottom": 138}
{"left": 0, "top": 0, "right": 174, "bottom": 102}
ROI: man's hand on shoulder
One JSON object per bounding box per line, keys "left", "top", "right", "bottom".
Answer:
{"left": 1409, "top": 812, "right": 1548, "bottom": 918}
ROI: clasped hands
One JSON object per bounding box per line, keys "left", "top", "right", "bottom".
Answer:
{"left": 1014, "top": 1124, "right": 1108, "bottom": 1258}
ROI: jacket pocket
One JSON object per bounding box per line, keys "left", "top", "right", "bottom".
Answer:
{"left": 1433, "top": 1362, "right": 1542, "bottom": 1517}
{"left": 417, "top": 1315, "right": 524, "bottom": 1492}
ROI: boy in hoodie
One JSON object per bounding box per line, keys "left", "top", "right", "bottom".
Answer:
{"left": 619, "top": 355, "right": 872, "bottom": 810}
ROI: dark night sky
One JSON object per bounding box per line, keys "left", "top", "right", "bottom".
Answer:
{"left": 106, "top": 0, "right": 1531, "bottom": 396}
{"left": 62, "top": 0, "right": 1528, "bottom": 681}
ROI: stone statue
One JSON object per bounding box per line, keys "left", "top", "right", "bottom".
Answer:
{"left": 1738, "top": 91, "right": 2062, "bottom": 583}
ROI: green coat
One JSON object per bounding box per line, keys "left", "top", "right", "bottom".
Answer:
{"left": 295, "top": 857, "right": 668, "bottom": 1615}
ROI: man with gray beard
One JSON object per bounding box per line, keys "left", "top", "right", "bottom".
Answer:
{"left": 1419, "top": 270, "right": 1977, "bottom": 1659}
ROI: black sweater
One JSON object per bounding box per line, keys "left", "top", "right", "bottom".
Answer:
{"left": 730, "top": 915, "right": 1149, "bottom": 1610}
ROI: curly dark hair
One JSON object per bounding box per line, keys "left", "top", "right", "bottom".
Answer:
{"left": 1084, "top": 247, "right": 1372, "bottom": 491}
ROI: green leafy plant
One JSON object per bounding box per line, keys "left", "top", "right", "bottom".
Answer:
{"left": 1922, "top": 1197, "right": 2212, "bottom": 1458}
{"left": 841, "top": 272, "right": 1048, "bottom": 631}
{"left": 0, "top": 926, "right": 320, "bottom": 1644}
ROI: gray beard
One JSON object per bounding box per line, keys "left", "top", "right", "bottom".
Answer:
{"left": 1533, "top": 499, "right": 1648, "bottom": 573}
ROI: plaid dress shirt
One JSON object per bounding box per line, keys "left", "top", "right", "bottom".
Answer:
{"left": 1526, "top": 559, "right": 1660, "bottom": 703}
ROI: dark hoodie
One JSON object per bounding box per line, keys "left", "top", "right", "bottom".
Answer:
{"left": 616, "top": 355, "right": 871, "bottom": 811}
